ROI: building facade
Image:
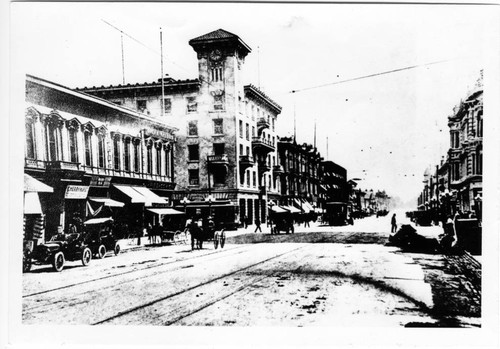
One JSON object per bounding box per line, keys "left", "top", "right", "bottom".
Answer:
{"left": 318, "top": 160, "right": 348, "bottom": 208}
{"left": 78, "top": 29, "right": 282, "bottom": 226}
{"left": 277, "top": 137, "right": 322, "bottom": 211}
{"left": 447, "top": 74, "right": 483, "bottom": 216}
{"left": 25, "top": 75, "right": 177, "bottom": 242}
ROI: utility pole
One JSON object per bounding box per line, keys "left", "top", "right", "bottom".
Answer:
{"left": 160, "top": 27, "right": 165, "bottom": 118}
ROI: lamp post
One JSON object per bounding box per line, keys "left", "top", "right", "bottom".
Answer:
{"left": 181, "top": 196, "right": 189, "bottom": 214}
{"left": 205, "top": 194, "right": 214, "bottom": 217}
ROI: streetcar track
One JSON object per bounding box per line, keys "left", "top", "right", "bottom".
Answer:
{"left": 92, "top": 245, "right": 306, "bottom": 325}
{"left": 23, "top": 246, "right": 257, "bottom": 313}
{"left": 23, "top": 244, "right": 249, "bottom": 298}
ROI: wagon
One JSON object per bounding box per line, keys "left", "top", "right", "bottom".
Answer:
{"left": 188, "top": 219, "right": 226, "bottom": 250}
{"left": 83, "top": 217, "right": 121, "bottom": 258}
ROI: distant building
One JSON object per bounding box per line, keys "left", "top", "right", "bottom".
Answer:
{"left": 276, "top": 137, "right": 322, "bottom": 211}
{"left": 318, "top": 161, "right": 348, "bottom": 208}
{"left": 25, "top": 75, "right": 177, "bottom": 242}
{"left": 447, "top": 72, "right": 483, "bottom": 215}
{"left": 78, "top": 29, "right": 282, "bottom": 226}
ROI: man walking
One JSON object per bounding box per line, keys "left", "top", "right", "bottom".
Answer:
{"left": 391, "top": 213, "right": 397, "bottom": 233}
{"left": 254, "top": 218, "right": 262, "bottom": 233}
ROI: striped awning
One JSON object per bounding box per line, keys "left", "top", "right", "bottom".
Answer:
{"left": 113, "top": 185, "right": 167, "bottom": 206}
{"left": 24, "top": 192, "right": 42, "bottom": 214}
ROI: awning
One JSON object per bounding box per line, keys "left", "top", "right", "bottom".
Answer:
{"left": 84, "top": 217, "right": 113, "bottom": 225}
{"left": 147, "top": 208, "right": 185, "bottom": 216}
{"left": 270, "top": 206, "right": 288, "bottom": 213}
{"left": 134, "top": 187, "right": 168, "bottom": 205}
{"left": 283, "top": 205, "right": 301, "bottom": 213}
{"left": 294, "top": 199, "right": 310, "bottom": 213}
{"left": 89, "top": 197, "right": 125, "bottom": 207}
{"left": 24, "top": 192, "right": 42, "bottom": 214}
{"left": 24, "top": 174, "right": 53, "bottom": 193}
{"left": 113, "top": 185, "right": 167, "bottom": 206}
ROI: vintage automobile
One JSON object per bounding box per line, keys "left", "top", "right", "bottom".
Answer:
{"left": 23, "top": 232, "right": 92, "bottom": 272}
{"left": 83, "top": 217, "right": 121, "bottom": 258}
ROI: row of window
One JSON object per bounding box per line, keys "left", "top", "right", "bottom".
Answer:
{"left": 188, "top": 119, "right": 224, "bottom": 136}
{"left": 242, "top": 102, "right": 276, "bottom": 131}
{"left": 450, "top": 151, "right": 483, "bottom": 181}
{"left": 188, "top": 143, "right": 225, "bottom": 161}
{"left": 25, "top": 113, "right": 173, "bottom": 177}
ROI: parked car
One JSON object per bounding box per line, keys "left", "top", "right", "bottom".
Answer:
{"left": 23, "top": 232, "right": 92, "bottom": 272}
{"left": 83, "top": 217, "right": 121, "bottom": 258}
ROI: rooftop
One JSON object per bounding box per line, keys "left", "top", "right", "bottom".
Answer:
{"left": 189, "top": 28, "right": 251, "bottom": 55}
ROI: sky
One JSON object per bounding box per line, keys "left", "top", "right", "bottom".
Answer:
{"left": 10, "top": 2, "right": 493, "bottom": 203}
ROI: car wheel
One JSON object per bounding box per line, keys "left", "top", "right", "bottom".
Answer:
{"left": 23, "top": 253, "right": 32, "bottom": 273}
{"left": 52, "top": 252, "right": 65, "bottom": 272}
{"left": 114, "top": 244, "right": 121, "bottom": 256}
{"left": 220, "top": 230, "right": 226, "bottom": 248}
{"left": 97, "top": 245, "right": 106, "bottom": 259}
{"left": 214, "top": 232, "right": 219, "bottom": 249}
{"left": 81, "top": 247, "right": 92, "bottom": 266}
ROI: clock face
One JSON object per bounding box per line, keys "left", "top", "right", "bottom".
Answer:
{"left": 210, "top": 49, "right": 222, "bottom": 61}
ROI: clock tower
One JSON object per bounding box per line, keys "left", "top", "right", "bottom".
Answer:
{"left": 189, "top": 29, "right": 251, "bottom": 115}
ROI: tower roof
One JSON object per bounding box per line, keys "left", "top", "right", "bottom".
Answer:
{"left": 189, "top": 29, "right": 251, "bottom": 56}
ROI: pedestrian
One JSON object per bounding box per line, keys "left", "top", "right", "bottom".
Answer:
{"left": 391, "top": 213, "right": 397, "bottom": 233}
{"left": 243, "top": 215, "right": 248, "bottom": 229}
{"left": 254, "top": 218, "right": 262, "bottom": 233}
{"left": 304, "top": 216, "right": 310, "bottom": 228}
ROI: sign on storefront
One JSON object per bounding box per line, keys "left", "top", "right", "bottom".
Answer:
{"left": 90, "top": 176, "right": 112, "bottom": 188}
{"left": 65, "top": 185, "right": 89, "bottom": 199}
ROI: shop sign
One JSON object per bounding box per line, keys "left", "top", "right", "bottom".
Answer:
{"left": 65, "top": 185, "right": 89, "bottom": 199}
{"left": 90, "top": 176, "right": 112, "bottom": 188}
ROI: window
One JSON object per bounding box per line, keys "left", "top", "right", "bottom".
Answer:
{"left": 133, "top": 140, "right": 140, "bottom": 172}
{"left": 477, "top": 151, "right": 483, "bottom": 174}
{"left": 156, "top": 144, "right": 162, "bottom": 175}
{"left": 164, "top": 98, "right": 171, "bottom": 114}
{"left": 477, "top": 111, "right": 483, "bottom": 137}
{"left": 246, "top": 146, "right": 250, "bottom": 155}
{"left": 239, "top": 120, "right": 243, "bottom": 138}
{"left": 214, "top": 143, "right": 225, "bottom": 155}
{"left": 211, "top": 67, "right": 223, "bottom": 82}
{"left": 188, "top": 144, "right": 199, "bottom": 161}
{"left": 246, "top": 169, "right": 250, "bottom": 186}
{"left": 25, "top": 121, "right": 35, "bottom": 159}
{"left": 84, "top": 130, "right": 92, "bottom": 166}
{"left": 246, "top": 123, "right": 249, "bottom": 141}
{"left": 252, "top": 126, "right": 255, "bottom": 138}
{"left": 113, "top": 136, "right": 120, "bottom": 170}
{"left": 68, "top": 128, "right": 78, "bottom": 163}
{"left": 98, "top": 134, "right": 105, "bottom": 168}
{"left": 189, "top": 169, "right": 199, "bottom": 185}
{"left": 239, "top": 144, "right": 243, "bottom": 155}
{"left": 213, "top": 119, "right": 223, "bottom": 134}
{"left": 137, "top": 100, "right": 147, "bottom": 112}
{"left": 187, "top": 97, "right": 197, "bottom": 112}
{"left": 188, "top": 121, "right": 198, "bottom": 136}
{"left": 272, "top": 117, "right": 275, "bottom": 131}
{"left": 124, "top": 138, "right": 130, "bottom": 171}
{"left": 252, "top": 171, "right": 256, "bottom": 187}
{"left": 146, "top": 143, "right": 153, "bottom": 174}
{"left": 214, "top": 168, "right": 225, "bottom": 184}
{"left": 46, "top": 122, "right": 61, "bottom": 162}
{"left": 164, "top": 145, "right": 171, "bottom": 178}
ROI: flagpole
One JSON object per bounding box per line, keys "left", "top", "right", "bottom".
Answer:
{"left": 160, "top": 27, "right": 165, "bottom": 118}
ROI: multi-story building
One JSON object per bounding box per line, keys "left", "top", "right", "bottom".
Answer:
{"left": 277, "top": 137, "right": 322, "bottom": 211}
{"left": 318, "top": 160, "right": 348, "bottom": 208}
{"left": 78, "top": 29, "right": 282, "bottom": 226}
{"left": 25, "top": 75, "right": 177, "bottom": 242}
{"left": 448, "top": 72, "right": 483, "bottom": 216}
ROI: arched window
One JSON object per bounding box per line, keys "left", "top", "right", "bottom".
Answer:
{"left": 25, "top": 118, "right": 36, "bottom": 159}
{"left": 113, "top": 134, "right": 121, "bottom": 170}
{"left": 146, "top": 140, "right": 153, "bottom": 174}
{"left": 133, "top": 139, "right": 141, "bottom": 173}
{"left": 44, "top": 114, "right": 64, "bottom": 162}
{"left": 97, "top": 128, "right": 106, "bottom": 169}
{"left": 83, "top": 124, "right": 93, "bottom": 167}
{"left": 123, "top": 137, "right": 131, "bottom": 172}
{"left": 155, "top": 142, "right": 162, "bottom": 175}
{"left": 67, "top": 120, "right": 81, "bottom": 163}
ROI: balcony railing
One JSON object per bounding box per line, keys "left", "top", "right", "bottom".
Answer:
{"left": 257, "top": 117, "right": 270, "bottom": 135}
{"left": 273, "top": 165, "right": 284, "bottom": 175}
{"left": 25, "top": 158, "right": 46, "bottom": 169}
{"left": 258, "top": 163, "right": 271, "bottom": 174}
{"left": 239, "top": 155, "right": 254, "bottom": 171}
{"left": 252, "top": 136, "right": 275, "bottom": 154}
{"left": 207, "top": 154, "right": 229, "bottom": 165}
{"left": 46, "top": 160, "right": 81, "bottom": 171}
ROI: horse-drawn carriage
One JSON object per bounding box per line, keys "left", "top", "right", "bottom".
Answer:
{"left": 186, "top": 218, "right": 226, "bottom": 250}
